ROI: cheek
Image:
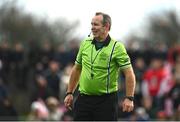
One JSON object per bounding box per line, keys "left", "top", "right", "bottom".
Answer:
{"left": 99, "top": 28, "right": 104, "bottom": 34}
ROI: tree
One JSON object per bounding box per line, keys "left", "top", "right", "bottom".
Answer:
{"left": 126, "top": 10, "right": 180, "bottom": 49}
{"left": 148, "top": 10, "right": 180, "bottom": 47}
{"left": 0, "top": 0, "right": 79, "bottom": 46}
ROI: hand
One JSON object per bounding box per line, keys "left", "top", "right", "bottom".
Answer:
{"left": 122, "top": 98, "right": 134, "bottom": 112}
{"left": 64, "top": 94, "right": 73, "bottom": 110}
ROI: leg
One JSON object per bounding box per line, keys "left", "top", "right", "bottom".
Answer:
{"left": 73, "top": 95, "right": 93, "bottom": 121}
{"left": 93, "top": 92, "right": 118, "bottom": 121}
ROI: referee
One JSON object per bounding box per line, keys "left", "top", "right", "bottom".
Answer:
{"left": 64, "top": 12, "right": 136, "bottom": 121}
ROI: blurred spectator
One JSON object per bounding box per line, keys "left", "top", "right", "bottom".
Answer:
{"left": 0, "top": 60, "right": 3, "bottom": 79}
{"left": 66, "top": 40, "right": 79, "bottom": 64}
{"left": 172, "top": 105, "right": 180, "bottom": 121}
{"left": 10, "top": 42, "right": 27, "bottom": 89}
{"left": 165, "top": 73, "right": 180, "bottom": 120}
{"left": 0, "top": 98, "right": 18, "bottom": 121}
{"left": 0, "top": 78, "right": 8, "bottom": 103}
{"left": 39, "top": 41, "right": 54, "bottom": 70}
{"left": 129, "top": 107, "right": 150, "bottom": 121}
{"left": 60, "top": 63, "right": 73, "bottom": 100}
{"left": 168, "top": 44, "right": 180, "bottom": 66}
{"left": 0, "top": 41, "right": 11, "bottom": 84}
{"left": 44, "top": 60, "right": 62, "bottom": 99}
{"left": 31, "top": 75, "right": 54, "bottom": 102}
{"left": 27, "top": 39, "right": 41, "bottom": 68}
{"left": 172, "top": 54, "right": 180, "bottom": 81}
{"left": 54, "top": 44, "right": 68, "bottom": 70}
{"left": 46, "top": 96, "right": 64, "bottom": 121}
{"left": 157, "top": 111, "right": 166, "bottom": 121}
{"left": 0, "top": 78, "right": 18, "bottom": 120}
{"left": 27, "top": 98, "right": 49, "bottom": 121}
{"left": 133, "top": 57, "right": 146, "bottom": 106}
{"left": 35, "top": 62, "right": 45, "bottom": 75}
{"left": 134, "top": 107, "right": 150, "bottom": 121}
{"left": 142, "top": 55, "right": 172, "bottom": 108}
{"left": 163, "top": 57, "right": 179, "bottom": 119}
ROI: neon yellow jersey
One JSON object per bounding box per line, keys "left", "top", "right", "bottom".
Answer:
{"left": 75, "top": 36, "right": 131, "bottom": 95}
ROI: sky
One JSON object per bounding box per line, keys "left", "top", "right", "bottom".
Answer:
{"left": 16, "top": 0, "right": 180, "bottom": 40}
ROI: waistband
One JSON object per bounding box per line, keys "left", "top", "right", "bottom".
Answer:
{"left": 79, "top": 91, "right": 117, "bottom": 98}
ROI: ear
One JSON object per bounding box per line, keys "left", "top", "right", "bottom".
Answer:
{"left": 104, "top": 23, "right": 110, "bottom": 30}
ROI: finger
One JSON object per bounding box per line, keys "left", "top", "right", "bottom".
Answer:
{"left": 124, "top": 106, "right": 129, "bottom": 112}
{"left": 123, "top": 105, "right": 128, "bottom": 112}
{"left": 65, "top": 101, "right": 73, "bottom": 110}
{"left": 127, "top": 107, "right": 131, "bottom": 112}
{"left": 122, "top": 102, "right": 126, "bottom": 112}
{"left": 66, "top": 101, "right": 72, "bottom": 110}
{"left": 126, "top": 106, "right": 133, "bottom": 112}
{"left": 123, "top": 105, "right": 132, "bottom": 112}
{"left": 64, "top": 99, "right": 68, "bottom": 106}
{"left": 68, "top": 106, "right": 72, "bottom": 110}
{"left": 129, "top": 106, "right": 134, "bottom": 112}
{"left": 64, "top": 103, "right": 68, "bottom": 108}
{"left": 64, "top": 101, "right": 70, "bottom": 108}
{"left": 64, "top": 98, "right": 71, "bottom": 106}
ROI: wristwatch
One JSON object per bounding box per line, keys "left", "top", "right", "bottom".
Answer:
{"left": 65, "top": 92, "right": 73, "bottom": 97}
{"left": 125, "top": 96, "right": 134, "bottom": 101}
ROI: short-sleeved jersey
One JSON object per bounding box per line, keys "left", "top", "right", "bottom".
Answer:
{"left": 75, "top": 36, "right": 131, "bottom": 95}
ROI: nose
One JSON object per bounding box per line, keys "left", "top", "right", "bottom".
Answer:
{"left": 91, "top": 26, "right": 95, "bottom": 31}
{"left": 91, "top": 23, "right": 96, "bottom": 29}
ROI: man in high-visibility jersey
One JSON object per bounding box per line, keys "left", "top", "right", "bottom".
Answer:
{"left": 64, "top": 12, "right": 136, "bottom": 121}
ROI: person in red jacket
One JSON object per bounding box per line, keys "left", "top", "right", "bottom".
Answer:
{"left": 142, "top": 55, "right": 173, "bottom": 110}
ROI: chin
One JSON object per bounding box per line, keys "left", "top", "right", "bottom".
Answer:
{"left": 93, "top": 35, "right": 98, "bottom": 38}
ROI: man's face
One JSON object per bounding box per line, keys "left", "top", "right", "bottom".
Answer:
{"left": 91, "top": 15, "right": 106, "bottom": 39}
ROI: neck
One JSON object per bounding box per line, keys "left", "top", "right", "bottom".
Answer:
{"left": 95, "top": 33, "right": 109, "bottom": 42}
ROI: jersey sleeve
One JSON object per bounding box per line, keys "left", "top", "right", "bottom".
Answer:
{"left": 114, "top": 42, "right": 132, "bottom": 70}
{"left": 75, "top": 40, "right": 85, "bottom": 65}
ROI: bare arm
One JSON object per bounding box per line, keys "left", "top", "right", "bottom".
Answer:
{"left": 123, "top": 67, "right": 136, "bottom": 97}
{"left": 64, "top": 64, "right": 82, "bottom": 110}
{"left": 122, "top": 67, "right": 136, "bottom": 112}
{"left": 67, "top": 64, "right": 82, "bottom": 93}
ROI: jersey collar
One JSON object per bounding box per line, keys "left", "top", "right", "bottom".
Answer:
{"left": 91, "top": 34, "right": 111, "bottom": 47}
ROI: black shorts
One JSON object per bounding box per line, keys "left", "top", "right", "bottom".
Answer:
{"left": 73, "top": 92, "right": 118, "bottom": 121}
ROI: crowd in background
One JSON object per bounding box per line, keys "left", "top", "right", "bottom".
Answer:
{"left": 0, "top": 40, "right": 179, "bottom": 121}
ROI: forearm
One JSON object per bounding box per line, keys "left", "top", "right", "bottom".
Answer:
{"left": 67, "top": 64, "right": 81, "bottom": 93}
{"left": 124, "top": 67, "right": 136, "bottom": 96}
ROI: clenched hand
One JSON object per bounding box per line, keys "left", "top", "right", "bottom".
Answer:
{"left": 122, "top": 98, "right": 134, "bottom": 112}
{"left": 64, "top": 94, "right": 73, "bottom": 110}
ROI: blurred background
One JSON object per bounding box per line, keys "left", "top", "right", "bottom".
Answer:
{"left": 0, "top": 0, "right": 179, "bottom": 121}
